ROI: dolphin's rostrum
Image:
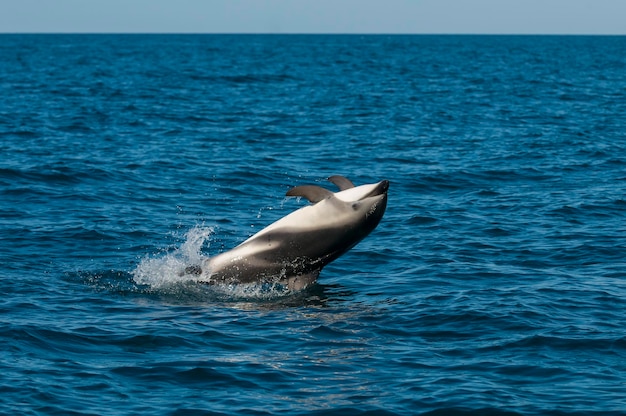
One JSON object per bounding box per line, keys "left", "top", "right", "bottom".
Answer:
{"left": 186, "top": 175, "right": 388, "bottom": 290}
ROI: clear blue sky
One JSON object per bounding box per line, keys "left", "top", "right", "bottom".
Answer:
{"left": 1, "top": 0, "right": 625, "bottom": 34}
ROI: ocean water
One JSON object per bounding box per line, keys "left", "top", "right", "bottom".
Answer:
{"left": 1, "top": 34, "right": 626, "bottom": 415}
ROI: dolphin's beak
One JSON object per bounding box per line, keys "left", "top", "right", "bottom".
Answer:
{"left": 364, "top": 180, "right": 389, "bottom": 199}
{"left": 378, "top": 180, "right": 390, "bottom": 194}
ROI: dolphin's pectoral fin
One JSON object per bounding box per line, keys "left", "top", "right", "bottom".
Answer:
{"left": 286, "top": 185, "right": 334, "bottom": 203}
{"left": 328, "top": 175, "right": 355, "bottom": 190}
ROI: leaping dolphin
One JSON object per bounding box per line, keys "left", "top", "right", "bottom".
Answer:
{"left": 186, "top": 175, "right": 389, "bottom": 290}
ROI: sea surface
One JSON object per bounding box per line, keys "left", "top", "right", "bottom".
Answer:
{"left": 1, "top": 34, "right": 626, "bottom": 415}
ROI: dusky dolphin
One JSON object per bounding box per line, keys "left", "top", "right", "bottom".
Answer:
{"left": 186, "top": 175, "right": 389, "bottom": 290}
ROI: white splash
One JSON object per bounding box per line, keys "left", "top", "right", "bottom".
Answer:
{"left": 132, "top": 226, "right": 213, "bottom": 289}
{"left": 131, "top": 225, "right": 295, "bottom": 300}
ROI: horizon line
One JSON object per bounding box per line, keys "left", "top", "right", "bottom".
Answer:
{"left": 1, "top": 32, "right": 625, "bottom": 36}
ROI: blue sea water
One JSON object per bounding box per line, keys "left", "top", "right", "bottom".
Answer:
{"left": 1, "top": 34, "right": 626, "bottom": 415}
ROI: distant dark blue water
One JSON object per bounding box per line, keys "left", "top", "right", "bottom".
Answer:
{"left": 1, "top": 34, "right": 626, "bottom": 415}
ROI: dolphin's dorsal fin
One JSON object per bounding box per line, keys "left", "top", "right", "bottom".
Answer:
{"left": 286, "top": 185, "right": 334, "bottom": 203}
{"left": 328, "top": 175, "right": 355, "bottom": 191}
